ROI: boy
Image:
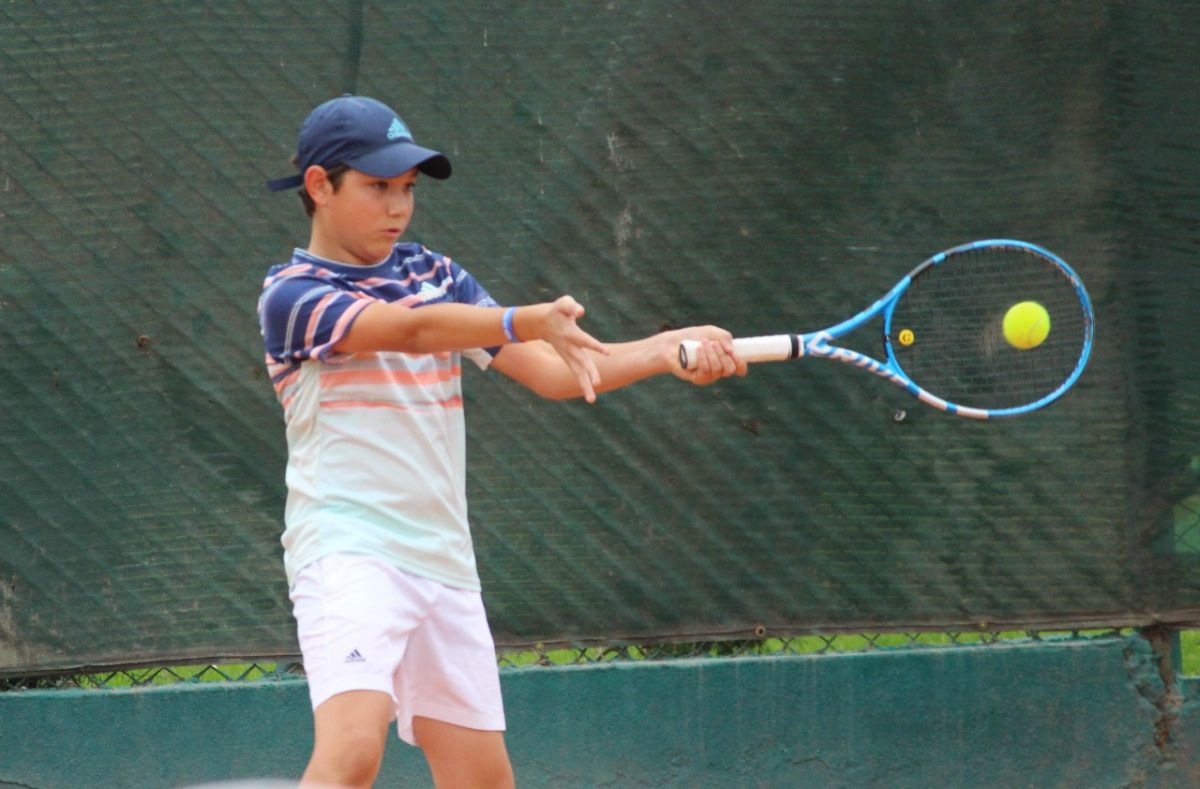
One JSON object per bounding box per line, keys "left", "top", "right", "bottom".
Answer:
{"left": 259, "top": 95, "right": 744, "bottom": 788}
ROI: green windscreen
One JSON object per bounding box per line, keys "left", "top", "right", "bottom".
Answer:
{"left": 1, "top": 1, "right": 1197, "bottom": 673}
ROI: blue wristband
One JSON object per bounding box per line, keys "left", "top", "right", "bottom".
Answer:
{"left": 502, "top": 306, "right": 521, "bottom": 343}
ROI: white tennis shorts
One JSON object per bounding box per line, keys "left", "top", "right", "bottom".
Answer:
{"left": 289, "top": 553, "right": 505, "bottom": 746}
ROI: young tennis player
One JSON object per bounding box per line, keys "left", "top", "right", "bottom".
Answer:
{"left": 259, "top": 95, "right": 745, "bottom": 788}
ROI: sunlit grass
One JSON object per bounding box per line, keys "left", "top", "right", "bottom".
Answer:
{"left": 496, "top": 628, "right": 1183, "bottom": 670}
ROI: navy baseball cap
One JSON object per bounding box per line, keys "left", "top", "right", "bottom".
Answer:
{"left": 267, "top": 95, "right": 451, "bottom": 192}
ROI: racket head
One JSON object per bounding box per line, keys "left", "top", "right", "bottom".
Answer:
{"left": 881, "top": 239, "right": 1094, "bottom": 417}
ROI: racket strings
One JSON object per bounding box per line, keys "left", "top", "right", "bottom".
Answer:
{"left": 889, "top": 247, "right": 1089, "bottom": 410}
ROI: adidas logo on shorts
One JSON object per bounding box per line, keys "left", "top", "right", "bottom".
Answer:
{"left": 344, "top": 649, "right": 366, "bottom": 664}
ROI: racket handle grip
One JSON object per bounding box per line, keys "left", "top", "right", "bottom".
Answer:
{"left": 679, "top": 335, "right": 799, "bottom": 371}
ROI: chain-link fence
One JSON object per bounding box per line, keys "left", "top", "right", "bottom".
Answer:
{"left": 9, "top": 627, "right": 1191, "bottom": 693}
{"left": 1, "top": 1, "right": 1197, "bottom": 677}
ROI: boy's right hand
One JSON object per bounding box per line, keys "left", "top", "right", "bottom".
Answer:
{"left": 519, "top": 296, "right": 610, "bottom": 403}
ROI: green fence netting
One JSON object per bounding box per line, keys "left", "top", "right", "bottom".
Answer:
{"left": 1, "top": 0, "right": 1198, "bottom": 673}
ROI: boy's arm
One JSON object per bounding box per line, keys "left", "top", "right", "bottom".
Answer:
{"left": 490, "top": 326, "right": 747, "bottom": 400}
{"left": 332, "top": 295, "right": 610, "bottom": 401}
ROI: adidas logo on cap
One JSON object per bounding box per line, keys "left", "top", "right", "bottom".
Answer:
{"left": 344, "top": 649, "right": 366, "bottom": 664}
{"left": 387, "top": 118, "right": 410, "bottom": 141}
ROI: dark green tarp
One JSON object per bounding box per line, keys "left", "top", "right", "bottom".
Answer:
{"left": 1, "top": 1, "right": 1197, "bottom": 672}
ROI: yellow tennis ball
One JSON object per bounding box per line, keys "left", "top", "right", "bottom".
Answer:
{"left": 1003, "top": 301, "right": 1051, "bottom": 349}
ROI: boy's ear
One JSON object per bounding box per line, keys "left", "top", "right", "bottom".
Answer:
{"left": 303, "top": 165, "right": 333, "bottom": 205}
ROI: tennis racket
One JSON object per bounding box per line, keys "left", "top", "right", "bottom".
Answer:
{"left": 680, "top": 239, "right": 1094, "bottom": 419}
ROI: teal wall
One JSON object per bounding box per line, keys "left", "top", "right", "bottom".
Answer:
{"left": 1, "top": 636, "right": 1197, "bottom": 788}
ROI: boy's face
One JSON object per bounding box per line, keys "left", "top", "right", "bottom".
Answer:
{"left": 311, "top": 167, "right": 419, "bottom": 265}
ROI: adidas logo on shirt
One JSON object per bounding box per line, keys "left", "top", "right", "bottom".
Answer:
{"left": 344, "top": 649, "right": 366, "bottom": 664}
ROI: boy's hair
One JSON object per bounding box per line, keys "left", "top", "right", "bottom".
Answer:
{"left": 292, "top": 159, "right": 351, "bottom": 217}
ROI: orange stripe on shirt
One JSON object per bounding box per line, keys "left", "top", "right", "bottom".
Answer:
{"left": 319, "top": 365, "right": 461, "bottom": 388}
{"left": 301, "top": 291, "right": 344, "bottom": 353}
{"left": 263, "top": 263, "right": 314, "bottom": 287}
{"left": 320, "top": 396, "right": 464, "bottom": 411}
{"left": 338, "top": 350, "right": 453, "bottom": 361}
{"left": 272, "top": 367, "right": 302, "bottom": 395}
{"left": 329, "top": 297, "right": 373, "bottom": 343}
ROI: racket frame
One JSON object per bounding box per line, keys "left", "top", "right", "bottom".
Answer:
{"left": 680, "top": 239, "right": 1095, "bottom": 419}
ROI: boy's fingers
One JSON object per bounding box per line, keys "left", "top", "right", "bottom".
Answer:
{"left": 587, "top": 354, "right": 603, "bottom": 401}
{"left": 697, "top": 340, "right": 718, "bottom": 378}
{"left": 719, "top": 344, "right": 737, "bottom": 376}
{"left": 691, "top": 339, "right": 739, "bottom": 383}
{"left": 578, "top": 364, "right": 598, "bottom": 403}
{"left": 584, "top": 353, "right": 602, "bottom": 389}
{"left": 556, "top": 295, "right": 585, "bottom": 319}
{"left": 567, "top": 317, "right": 607, "bottom": 354}
{"left": 712, "top": 339, "right": 741, "bottom": 377}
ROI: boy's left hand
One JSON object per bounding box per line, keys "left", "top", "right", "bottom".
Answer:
{"left": 667, "top": 327, "right": 747, "bottom": 385}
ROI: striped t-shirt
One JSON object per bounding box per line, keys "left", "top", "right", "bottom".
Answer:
{"left": 257, "top": 242, "right": 500, "bottom": 591}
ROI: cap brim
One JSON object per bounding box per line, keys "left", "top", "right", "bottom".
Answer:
{"left": 347, "top": 141, "right": 452, "bottom": 180}
{"left": 266, "top": 173, "right": 305, "bottom": 192}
